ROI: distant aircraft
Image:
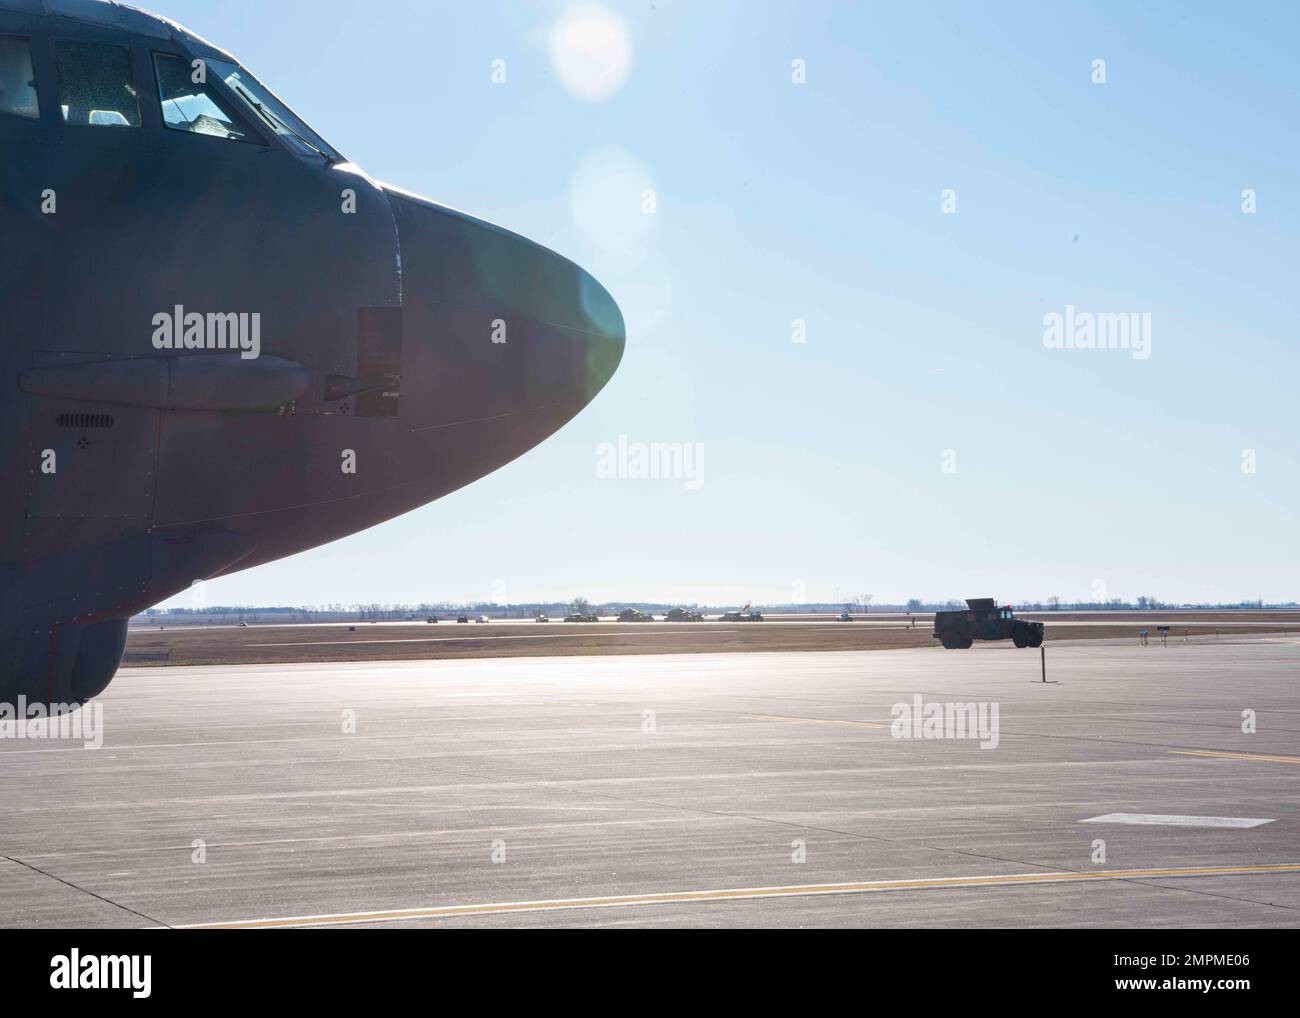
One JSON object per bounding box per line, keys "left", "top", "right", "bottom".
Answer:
{"left": 0, "top": 1, "right": 624, "bottom": 707}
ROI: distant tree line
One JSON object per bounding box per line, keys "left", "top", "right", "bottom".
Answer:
{"left": 136, "top": 595, "right": 1293, "bottom": 625}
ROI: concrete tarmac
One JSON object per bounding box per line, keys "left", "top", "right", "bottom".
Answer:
{"left": 2, "top": 638, "right": 1297, "bottom": 928}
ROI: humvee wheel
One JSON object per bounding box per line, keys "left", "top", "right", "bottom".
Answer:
{"left": 958, "top": 637, "right": 973, "bottom": 649}
{"left": 941, "top": 637, "right": 959, "bottom": 649}
{"left": 1013, "top": 633, "right": 1027, "bottom": 648}
{"left": 1028, "top": 632, "right": 1043, "bottom": 648}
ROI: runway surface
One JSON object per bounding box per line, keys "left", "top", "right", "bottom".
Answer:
{"left": 2, "top": 639, "right": 1298, "bottom": 928}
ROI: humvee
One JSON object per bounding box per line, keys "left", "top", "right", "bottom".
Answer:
{"left": 933, "top": 598, "right": 1044, "bottom": 650}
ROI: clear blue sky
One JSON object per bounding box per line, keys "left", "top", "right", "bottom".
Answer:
{"left": 156, "top": 0, "right": 1299, "bottom": 608}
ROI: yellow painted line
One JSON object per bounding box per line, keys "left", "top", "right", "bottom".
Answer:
{"left": 742, "top": 714, "right": 888, "bottom": 730}
{"left": 1171, "top": 749, "right": 1300, "bottom": 765}
{"left": 175, "top": 863, "right": 1300, "bottom": 929}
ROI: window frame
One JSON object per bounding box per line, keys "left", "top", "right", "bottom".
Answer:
{"left": 203, "top": 56, "right": 342, "bottom": 164}
{"left": 51, "top": 37, "right": 142, "bottom": 130}
{"left": 150, "top": 50, "right": 263, "bottom": 146}
{"left": 0, "top": 33, "right": 41, "bottom": 121}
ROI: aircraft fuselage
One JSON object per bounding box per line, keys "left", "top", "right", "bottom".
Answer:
{"left": 0, "top": 0, "right": 624, "bottom": 705}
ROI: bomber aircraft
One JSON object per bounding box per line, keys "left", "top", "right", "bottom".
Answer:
{"left": 0, "top": 0, "right": 625, "bottom": 708}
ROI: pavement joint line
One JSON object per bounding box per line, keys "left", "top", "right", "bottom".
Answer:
{"left": 173, "top": 864, "right": 1300, "bottom": 929}
{"left": 741, "top": 713, "right": 889, "bottom": 729}
{"left": 0, "top": 854, "right": 171, "bottom": 929}
{"left": 738, "top": 711, "right": 1300, "bottom": 756}
{"left": 1171, "top": 749, "right": 1300, "bottom": 765}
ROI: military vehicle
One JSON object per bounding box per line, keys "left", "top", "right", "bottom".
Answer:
{"left": 563, "top": 613, "right": 599, "bottom": 623}
{"left": 933, "top": 598, "right": 1044, "bottom": 649}
{"left": 616, "top": 609, "right": 654, "bottom": 622}
{"left": 664, "top": 607, "right": 704, "bottom": 622}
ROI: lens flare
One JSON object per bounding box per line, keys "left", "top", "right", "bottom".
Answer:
{"left": 550, "top": 5, "right": 632, "bottom": 102}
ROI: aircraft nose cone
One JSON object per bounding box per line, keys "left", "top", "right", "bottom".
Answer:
{"left": 382, "top": 187, "right": 624, "bottom": 437}
{"left": 536, "top": 257, "right": 625, "bottom": 409}
{"left": 571, "top": 269, "right": 626, "bottom": 399}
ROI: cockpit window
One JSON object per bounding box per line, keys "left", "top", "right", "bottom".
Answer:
{"left": 206, "top": 58, "right": 341, "bottom": 163}
{"left": 55, "top": 40, "right": 140, "bottom": 127}
{"left": 0, "top": 36, "right": 39, "bottom": 119}
{"left": 154, "top": 53, "right": 253, "bottom": 142}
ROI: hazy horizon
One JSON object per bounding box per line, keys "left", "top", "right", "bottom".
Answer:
{"left": 154, "top": 595, "right": 1296, "bottom": 614}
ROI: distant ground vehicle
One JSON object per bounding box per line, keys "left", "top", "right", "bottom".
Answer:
{"left": 237, "top": 622, "right": 247, "bottom": 627}
{"left": 535, "top": 615, "right": 550, "bottom": 623}
{"left": 721, "top": 601, "right": 762, "bottom": 621}
{"left": 426, "top": 617, "right": 438, "bottom": 624}
{"left": 617, "top": 609, "right": 654, "bottom": 622}
{"left": 933, "top": 598, "right": 1044, "bottom": 650}
{"left": 476, "top": 615, "right": 489, "bottom": 623}
{"left": 564, "top": 613, "right": 599, "bottom": 623}
{"left": 838, "top": 612, "right": 853, "bottom": 622}
{"left": 457, "top": 615, "right": 470, "bottom": 623}
{"left": 664, "top": 608, "right": 704, "bottom": 622}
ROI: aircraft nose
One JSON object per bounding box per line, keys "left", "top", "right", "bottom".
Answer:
{"left": 382, "top": 187, "right": 624, "bottom": 439}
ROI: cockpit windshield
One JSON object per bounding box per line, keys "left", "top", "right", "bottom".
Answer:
{"left": 206, "top": 58, "right": 342, "bottom": 164}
